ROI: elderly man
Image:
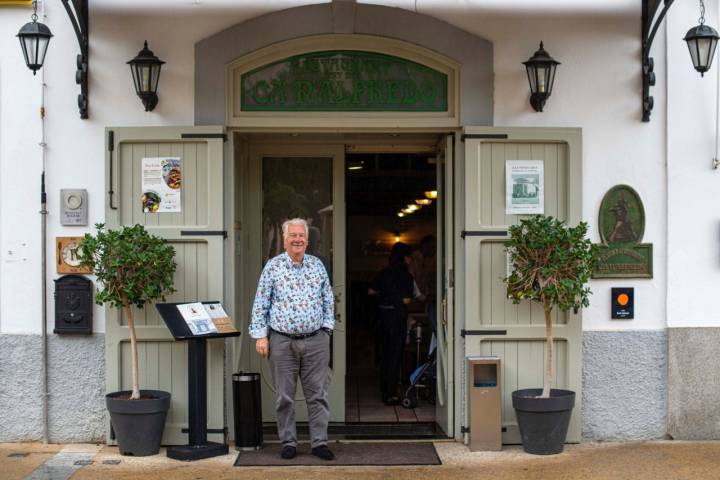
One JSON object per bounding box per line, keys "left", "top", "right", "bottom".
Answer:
{"left": 250, "top": 218, "right": 335, "bottom": 461}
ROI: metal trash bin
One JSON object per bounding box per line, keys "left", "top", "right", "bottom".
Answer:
{"left": 232, "top": 372, "right": 263, "bottom": 450}
{"left": 467, "top": 356, "right": 501, "bottom": 451}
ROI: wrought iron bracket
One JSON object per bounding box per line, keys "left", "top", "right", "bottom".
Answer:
{"left": 642, "top": 0, "right": 676, "bottom": 122}
{"left": 61, "top": 0, "right": 89, "bottom": 119}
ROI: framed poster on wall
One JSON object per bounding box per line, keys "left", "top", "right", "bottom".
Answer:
{"left": 505, "top": 160, "right": 544, "bottom": 215}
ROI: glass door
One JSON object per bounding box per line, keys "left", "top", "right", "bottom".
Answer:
{"left": 246, "top": 144, "right": 346, "bottom": 422}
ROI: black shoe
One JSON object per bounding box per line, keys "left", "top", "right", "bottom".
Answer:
{"left": 311, "top": 445, "right": 335, "bottom": 461}
{"left": 383, "top": 396, "right": 400, "bottom": 406}
{"left": 280, "top": 445, "right": 297, "bottom": 459}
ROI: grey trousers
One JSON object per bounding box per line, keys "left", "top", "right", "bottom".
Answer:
{"left": 268, "top": 330, "right": 331, "bottom": 448}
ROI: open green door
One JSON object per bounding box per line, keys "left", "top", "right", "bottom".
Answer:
{"left": 105, "top": 126, "right": 226, "bottom": 445}
{"left": 460, "top": 127, "right": 583, "bottom": 443}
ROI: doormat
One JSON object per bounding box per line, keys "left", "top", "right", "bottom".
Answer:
{"left": 234, "top": 442, "right": 441, "bottom": 466}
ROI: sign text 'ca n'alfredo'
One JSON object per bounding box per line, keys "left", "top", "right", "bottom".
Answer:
{"left": 241, "top": 51, "right": 448, "bottom": 112}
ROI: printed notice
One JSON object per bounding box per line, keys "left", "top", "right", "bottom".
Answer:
{"left": 506, "top": 160, "right": 544, "bottom": 215}
{"left": 203, "top": 303, "right": 238, "bottom": 334}
{"left": 141, "top": 157, "right": 182, "bottom": 213}
{"left": 177, "top": 302, "right": 218, "bottom": 335}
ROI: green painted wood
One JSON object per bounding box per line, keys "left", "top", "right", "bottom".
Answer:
{"left": 105, "top": 126, "right": 226, "bottom": 446}
{"left": 461, "top": 127, "right": 583, "bottom": 445}
{"left": 240, "top": 50, "right": 449, "bottom": 112}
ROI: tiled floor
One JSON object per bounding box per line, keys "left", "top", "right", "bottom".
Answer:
{"left": 345, "top": 375, "right": 435, "bottom": 423}
{"left": 345, "top": 309, "right": 435, "bottom": 424}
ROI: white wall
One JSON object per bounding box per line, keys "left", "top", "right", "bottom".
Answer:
{"left": 6, "top": 1, "right": 718, "bottom": 334}
{"left": 0, "top": 5, "right": 44, "bottom": 334}
{"left": 667, "top": 0, "right": 720, "bottom": 328}
{"left": 1, "top": 3, "right": 262, "bottom": 334}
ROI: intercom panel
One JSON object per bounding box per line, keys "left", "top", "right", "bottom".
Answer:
{"left": 60, "top": 189, "right": 88, "bottom": 226}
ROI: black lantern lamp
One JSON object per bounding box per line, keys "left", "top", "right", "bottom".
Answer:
{"left": 684, "top": 0, "right": 720, "bottom": 77}
{"left": 127, "top": 41, "right": 165, "bottom": 112}
{"left": 17, "top": 1, "right": 53, "bottom": 75}
{"left": 523, "top": 42, "right": 560, "bottom": 112}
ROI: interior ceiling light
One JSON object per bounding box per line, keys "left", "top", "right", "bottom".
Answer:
{"left": 406, "top": 204, "right": 420, "bottom": 211}
{"left": 415, "top": 199, "right": 432, "bottom": 205}
{"left": 424, "top": 190, "right": 438, "bottom": 199}
{"left": 397, "top": 212, "right": 405, "bottom": 217}
{"left": 402, "top": 208, "right": 414, "bottom": 214}
{"left": 347, "top": 160, "right": 364, "bottom": 171}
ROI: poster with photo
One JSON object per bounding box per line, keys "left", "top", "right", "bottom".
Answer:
{"left": 141, "top": 157, "right": 182, "bottom": 213}
{"left": 505, "top": 160, "right": 544, "bottom": 215}
{"left": 177, "top": 302, "right": 218, "bottom": 335}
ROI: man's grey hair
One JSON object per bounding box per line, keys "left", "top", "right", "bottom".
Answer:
{"left": 282, "top": 218, "right": 309, "bottom": 238}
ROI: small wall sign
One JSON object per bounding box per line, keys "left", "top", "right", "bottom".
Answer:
{"left": 611, "top": 287, "right": 634, "bottom": 319}
{"left": 593, "top": 185, "right": 653, "bottom": 278}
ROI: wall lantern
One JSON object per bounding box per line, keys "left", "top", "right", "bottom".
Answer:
{"left": 642, "top": 0, "right": 720, "bottom": 121}
{"left": 127, "top": 41, "right": 165, "bottom": 112}
{"left": 522, "top": 42, "right": 560, "bottom": 112}
{"left": 683, "top": 1, "right": 720, "bottom": 77}
{"left": 17, "top": 1, "right": 53, "bottom": 75}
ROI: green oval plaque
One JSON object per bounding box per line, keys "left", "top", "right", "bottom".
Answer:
{"left": 598, "top": 184, "right": 645, "bottom": 244}
{"left": 594, "top": 184, "right": 652, "bottom": 279}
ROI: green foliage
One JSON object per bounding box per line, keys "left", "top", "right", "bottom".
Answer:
{"left": 504, "top": 216, "right": 599, "bottom": 313}
{"left": 78, "top": 224, "right": 177, "bottom": 309}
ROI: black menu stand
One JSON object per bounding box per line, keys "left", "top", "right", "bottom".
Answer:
{"left": 156, "top": 302, "right": 241, "bottom": 461}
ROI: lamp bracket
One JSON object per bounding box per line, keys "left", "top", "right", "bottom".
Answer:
{"left": 642, "top": 0, "right": 676, "bottom": 122}
{"left": 61, "top": 0, "right": 89, "bottom": 119}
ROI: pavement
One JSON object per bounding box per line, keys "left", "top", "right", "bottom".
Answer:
{"left": 2, "top": 440, "right": 720, "bottom": 480}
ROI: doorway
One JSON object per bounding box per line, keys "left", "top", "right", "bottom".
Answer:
{"left": 345, "top": 151, "right": 439, "bottom": 425}
{"left": 234, "top": 132, "right": 451, "bottom": 438}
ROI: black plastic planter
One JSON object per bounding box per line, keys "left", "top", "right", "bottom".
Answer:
{"left": 512, "top": 388, "right": 575, "bottom": 455}
{"left": 106, "top": 390, "right": 171, "bottom": 456}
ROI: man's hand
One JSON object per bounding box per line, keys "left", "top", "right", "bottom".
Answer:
{"left": 256, "top": 337, "right": 269, "bottom": 358}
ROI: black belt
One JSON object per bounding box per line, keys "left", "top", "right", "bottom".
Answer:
{"left": 271, "top": 328, "right": 325, "bottom": 340}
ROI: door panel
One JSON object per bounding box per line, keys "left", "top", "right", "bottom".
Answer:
{"left": 462, "top": 127, "right": 582, "bottom": 444}
{"left": 435, "top": 134, "right": 454, "bottom": 436}
{"left": 106, "top": 126, "right": 226, "bottom": 445}
{"left": 245, "top": 144, "right": 346, "bottom": 423}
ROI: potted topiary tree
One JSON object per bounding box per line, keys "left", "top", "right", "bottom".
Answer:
{"left": 504, "top": 215, "right": 598, "bottom": 455}
{"left": 79, "top": 223, "right": 177, "bottom": 456}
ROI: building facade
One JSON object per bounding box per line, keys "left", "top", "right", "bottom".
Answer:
{"left": 0, "top": 0, "right": 717, "bottom": 444}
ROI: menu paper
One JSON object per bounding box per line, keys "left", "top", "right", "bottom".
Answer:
{"left": 141, "top": 157, "right": 182, "bottom": 213}
{"left": 177, "top": 302, "right": 218, "bottom": 335}
{"left": 203, "top": 303, "right": 238, "bottom": 334}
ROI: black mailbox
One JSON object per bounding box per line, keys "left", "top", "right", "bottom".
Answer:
{"left": 54, "top": 275, "right": 93, "bottom": 334}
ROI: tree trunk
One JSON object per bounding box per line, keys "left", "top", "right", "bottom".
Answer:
{"left": 541, "top": 298, "right": 553, "bottom": 399}
{"left": 123, "top": 298, "right": 141, "bottom": 400}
